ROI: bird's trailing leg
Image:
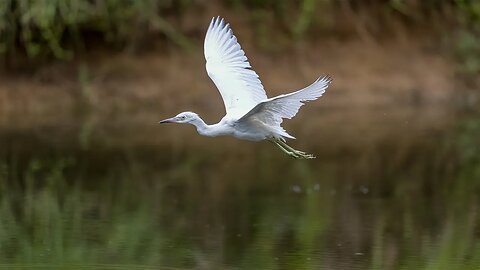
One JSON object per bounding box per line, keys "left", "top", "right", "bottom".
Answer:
{"left": 269, "top": 138, "right": 315, "bottom": 159}
{"left": 270, "top": 139, "right": 296, "bottom": 158}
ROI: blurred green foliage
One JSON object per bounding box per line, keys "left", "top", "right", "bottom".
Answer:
{"left": 1, "top": 0, "right": 480, "bottom": 63}
{"left": 457, "top": 116, "right": 480, "bottom": 181}
{"left": 454, "top": 0, "right": 480, "bottom": 75}
{"left": 0, "top": 0, "right": 194, "bottom": 60}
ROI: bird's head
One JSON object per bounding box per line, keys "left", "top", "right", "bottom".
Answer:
{"left": 159, "top": 112, "right": 199, "bottom": 124}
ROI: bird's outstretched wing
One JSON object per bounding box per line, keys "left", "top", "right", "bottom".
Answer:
{"left": 204, "top": 17, "right": 267, "bottom": 118}
{"left": 238, "top": 76, "right": 332, "bottom": 138}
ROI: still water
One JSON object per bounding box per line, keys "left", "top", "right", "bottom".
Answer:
{"left": 0, "top": 107, "right": 479, "bottom": 269}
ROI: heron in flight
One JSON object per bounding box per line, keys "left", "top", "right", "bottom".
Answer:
{"left": 159, "top": 17, "right": 332, "bottom": 159}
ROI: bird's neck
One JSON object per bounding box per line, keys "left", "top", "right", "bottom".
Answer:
{"left": 190, "top": 116, "right": 227, "bottom": 137}
{"left": 190, "top": 117, "right": 213, "bottom": 136}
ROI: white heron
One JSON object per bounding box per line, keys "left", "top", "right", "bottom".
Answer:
{"left": 159, "top": 17, "right": 332, "bottom": 159}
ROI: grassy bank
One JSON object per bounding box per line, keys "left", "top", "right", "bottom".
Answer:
{"left": 0, "top": 0, "right": 478, "bottom": 116}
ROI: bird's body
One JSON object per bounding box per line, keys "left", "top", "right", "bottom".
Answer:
{"left": 160, "top": 17, "right": 332, "bottom": 159}
{"left": 176, "top": 113, "right": 274, "bottom": 141}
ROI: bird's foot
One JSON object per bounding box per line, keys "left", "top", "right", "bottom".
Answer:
{"left": 290, "top": 150, "right": 316, "bottom": 159}
{"left": 284, "top": 147, "right": 315, "bottom": 159}
{"left": 278, "top": 140, "right": 315, "bottom": 159}
{"left": 270, "top": 139, "right": 316, "bottom": 159}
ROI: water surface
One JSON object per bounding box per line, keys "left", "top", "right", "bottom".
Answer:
{"left": 0, "top": 107, "right": 478, "bottom": 269}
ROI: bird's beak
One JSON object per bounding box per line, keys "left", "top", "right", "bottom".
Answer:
{"left": 159, "top": 117, "right": 175, "bottom": 124}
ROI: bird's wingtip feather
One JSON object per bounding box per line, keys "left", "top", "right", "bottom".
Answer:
{"left": 319, "top": 75, "right": 333, "bottom": 84}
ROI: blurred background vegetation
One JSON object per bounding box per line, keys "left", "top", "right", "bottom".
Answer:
{"left": 0, "top": 0, "right": 479, "bottom": 77}
{"left": 1, "top": 1, "right": 480, "bottom": 269}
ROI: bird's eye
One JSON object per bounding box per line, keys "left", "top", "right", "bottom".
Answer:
{"left": 180, "top": 116, "right": 186, "bottom": 120}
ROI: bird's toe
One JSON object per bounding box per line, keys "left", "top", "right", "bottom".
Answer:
{"left": 299, "top": 152, "right": 316, "bottom": 159}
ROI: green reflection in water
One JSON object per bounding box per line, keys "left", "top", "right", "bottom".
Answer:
{"left": 0, "top": 114, "right": 479, "bottom": 270}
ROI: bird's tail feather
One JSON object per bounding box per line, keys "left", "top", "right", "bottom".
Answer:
{"left": 276, "top": 127, "right": 295, "bottom": 141}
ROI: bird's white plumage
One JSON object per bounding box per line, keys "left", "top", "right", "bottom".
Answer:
{"left": 204, "top": 17, "right": 267, "bottom": 118}
{"left": 238, "top": 76, "right": 332, "bottom": 139}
